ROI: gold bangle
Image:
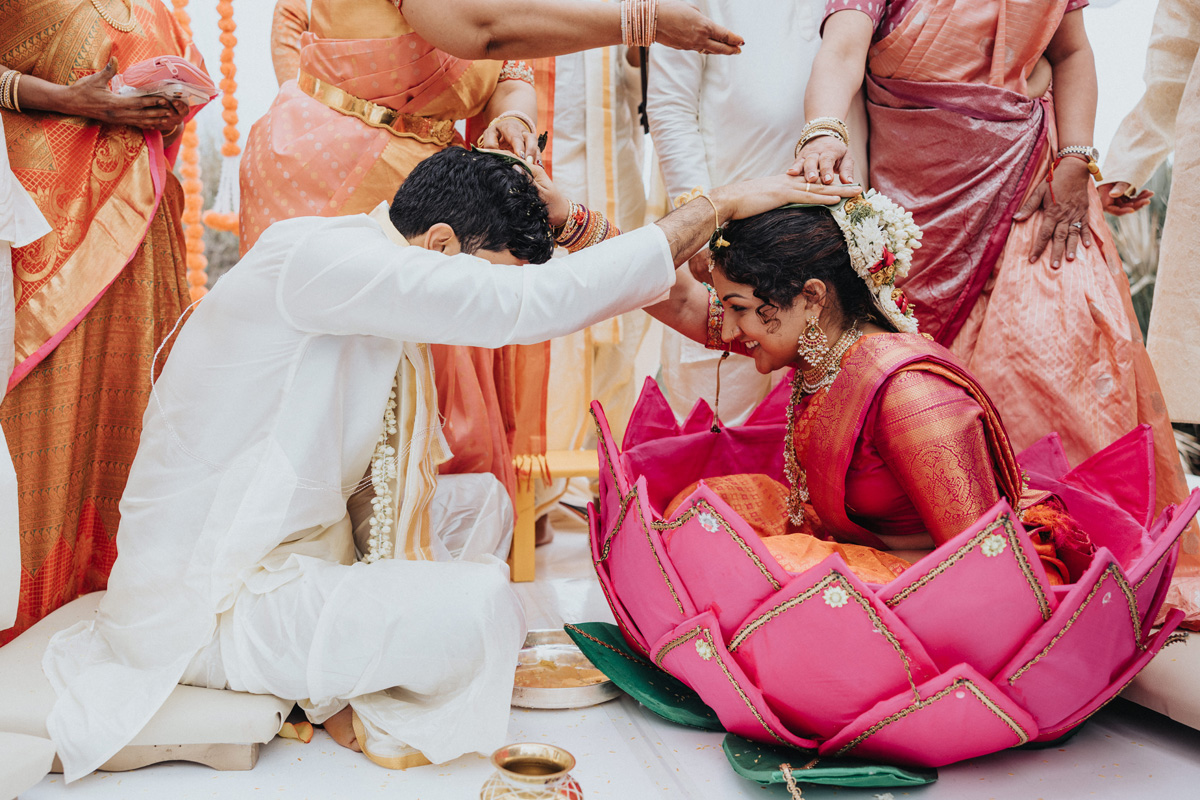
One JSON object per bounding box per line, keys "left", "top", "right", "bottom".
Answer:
{"left": 489, "top": 110, "right": 536, "bottom": 135}
{"left": 677, "top": 186, "right": 729, "bottom": 249}
{"left": 0, "top": 70, "right": 14, "bottom": 111}
{"left": 11, "top": 73, "right": 21, "bottom": 113}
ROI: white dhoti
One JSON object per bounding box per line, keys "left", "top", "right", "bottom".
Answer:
{"left": 183, "top": 473, "right": 522, "bottom": 763}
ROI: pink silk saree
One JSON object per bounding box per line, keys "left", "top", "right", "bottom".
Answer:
{"left": 847, "top": 0, "right": 1199, "bottom": 621}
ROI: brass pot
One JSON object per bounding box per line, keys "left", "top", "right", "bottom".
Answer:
{"left": 480, "top": 743, "right": 584, "bottom": 800}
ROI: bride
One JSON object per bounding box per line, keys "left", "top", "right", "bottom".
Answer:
{"left": 646, "top": 192, "right": 1087, "bottom": 585}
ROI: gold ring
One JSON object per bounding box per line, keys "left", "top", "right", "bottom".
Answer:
{"left": 805, "top": 182, "right": 811, "bottom": 193}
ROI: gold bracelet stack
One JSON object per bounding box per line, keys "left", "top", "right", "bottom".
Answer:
{"left": 0, "top": 70, "right": 22, "bottom": 112}
{"left": 621, "top": 0, "right": 658, "bottom": 48}
{"left": 794, "top": 116, "right": 849, "bottom": 158}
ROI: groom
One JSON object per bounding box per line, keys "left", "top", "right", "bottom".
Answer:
{"left": 42, "top": 146, "right": 857, "bottom": 781}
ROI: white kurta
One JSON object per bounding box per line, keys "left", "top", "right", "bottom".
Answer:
{"left": 648, "top": 0, "right": 870, "bottom": 424}
{"left": 0, "top": 114, "right": 51, "bottom": 632}
{"left": 42, "top": 214, "right": 675, "bottom": 781}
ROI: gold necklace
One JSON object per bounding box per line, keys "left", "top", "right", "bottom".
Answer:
{"left": 784, "top": 326, "right": 861, "bottom": 524}
{"left": 90, "top": 0, "right": 136, "bottom": 34}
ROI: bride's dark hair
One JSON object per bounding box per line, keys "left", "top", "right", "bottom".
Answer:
{"left": 709, "top": 206, "right": 898, "bottom": 333}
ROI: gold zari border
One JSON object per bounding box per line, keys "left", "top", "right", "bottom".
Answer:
{"left": 651, "top": 500, "right": 782, "bottom": 592}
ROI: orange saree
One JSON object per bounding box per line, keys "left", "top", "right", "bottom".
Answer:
{"left": 243, "top": 0, "right": 553, "bottom": 503}
{"left": 0, "top": 0, "right": 195, "bottom": 642}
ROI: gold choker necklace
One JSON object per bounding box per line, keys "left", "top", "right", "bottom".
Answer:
{"left": 799, "top": 326, "right": 862, "bottom": 395}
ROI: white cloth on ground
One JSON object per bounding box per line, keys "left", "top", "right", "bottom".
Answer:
{"left": 42, "top": 214, "right": 676, "bottom": 781}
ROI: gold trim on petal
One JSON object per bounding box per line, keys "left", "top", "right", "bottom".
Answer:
{"left": 728, "top": 570, "right": 922, "bottom": 700}
{"left": 652, "top": 500, "right": 782, "bottom": 592}
{"left": 1008, "top": 564, "right": 1144, "bottom": 685}
{"left": 836, "top": 678, "right": 1029, "bottom": 757}
{"left": 885, "top": 515, "right": 1051, "bottom": 622}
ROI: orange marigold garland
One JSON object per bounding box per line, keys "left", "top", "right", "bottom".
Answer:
{"left": 202, "top": 0, "right": 241, "bottom": 234}
{"left": 171, "top": 0, "right": 208, "bottom": 300}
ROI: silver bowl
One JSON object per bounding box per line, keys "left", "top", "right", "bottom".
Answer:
{"left": 511, "top": 629, "right": 621, "bottom": 709}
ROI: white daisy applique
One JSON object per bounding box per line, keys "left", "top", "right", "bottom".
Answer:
{"left": 695, "top": 639, "right": 716, "bottom": 661}
{"left": 697, "top": 511, "right": 721, "bottom": 533}
{"left": 823, "top": 584, "right": 850, "bottom": 609}
{"left": 981, "top": 533, "right": 1007, "bottom": 558}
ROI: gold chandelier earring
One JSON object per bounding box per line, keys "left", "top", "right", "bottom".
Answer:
{"left": 796, "top": 314, "right": 828, "bottom": 365}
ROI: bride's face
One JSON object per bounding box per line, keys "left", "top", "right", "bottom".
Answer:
{"left": 710, "top": 268, "right": 810, "bottom": 374}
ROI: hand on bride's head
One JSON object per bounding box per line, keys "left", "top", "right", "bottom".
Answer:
{"left": 714, "top": 174, "right": 860, "bottom": 222}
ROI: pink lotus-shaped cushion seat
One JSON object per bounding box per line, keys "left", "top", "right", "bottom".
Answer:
{"left": 589, "top": 380, "right": 1195, "bottom": 767}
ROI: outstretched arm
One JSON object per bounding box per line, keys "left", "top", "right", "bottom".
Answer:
{"left": 280, "top": 175, "right": 858, "bottom": 348}
{"left": 400, "top": 0, "right": 743, "bottom": 61}
{"left": 788, "top": 10, "right": 873, "bottom": 185}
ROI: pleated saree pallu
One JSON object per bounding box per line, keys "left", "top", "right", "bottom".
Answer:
{"left": 0, "top": 0, "right": 195, "bottom": 642}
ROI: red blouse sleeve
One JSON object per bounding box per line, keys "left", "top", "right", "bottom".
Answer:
{"left": 872, "top": 369, "right": 1001, "bottom": 546}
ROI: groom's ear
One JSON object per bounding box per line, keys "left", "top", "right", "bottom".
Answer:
{"left": 420, "top": 222, "right": 462, "bottom": 255}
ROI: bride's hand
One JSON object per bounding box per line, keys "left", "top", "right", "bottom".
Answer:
{"left": 713, "top": 174, "right": 860, "bottom": 221}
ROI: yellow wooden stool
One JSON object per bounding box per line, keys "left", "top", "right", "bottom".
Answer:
{"left": 508, "top": 450, "right": 599, "bottom": 582}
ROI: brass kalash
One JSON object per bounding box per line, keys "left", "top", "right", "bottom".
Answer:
{"left": 481, "top": 743, "right": 583, "bottom": 799}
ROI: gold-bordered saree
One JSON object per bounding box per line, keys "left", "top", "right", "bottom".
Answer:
{"left": 0, "top": 0, "right": 196, "bottom": 642}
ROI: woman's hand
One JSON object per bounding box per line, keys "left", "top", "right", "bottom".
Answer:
{"left": 713, "top": 173, "right": 861, "bottom": 221}
{"left": 1098, "top": 181, "right": 1154, "bottom": 216}
{"left": 787, "top": 135, "right": 854, "bottom": 185}
{"left": 1014, "top": 157, "right": 1094, "bottom": 269}
{"left": 478, "top": 116, "right": 541, "bottom": 164}
{"left": 64, "top": 60, "right": 189, "bottom": 131}
{"left": 655, "top": 0, "right": 743, "bottom": 55}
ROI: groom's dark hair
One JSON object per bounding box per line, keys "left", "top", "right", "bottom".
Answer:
{"left": 389, "top": 147, "right": 554, "bottom": 264}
